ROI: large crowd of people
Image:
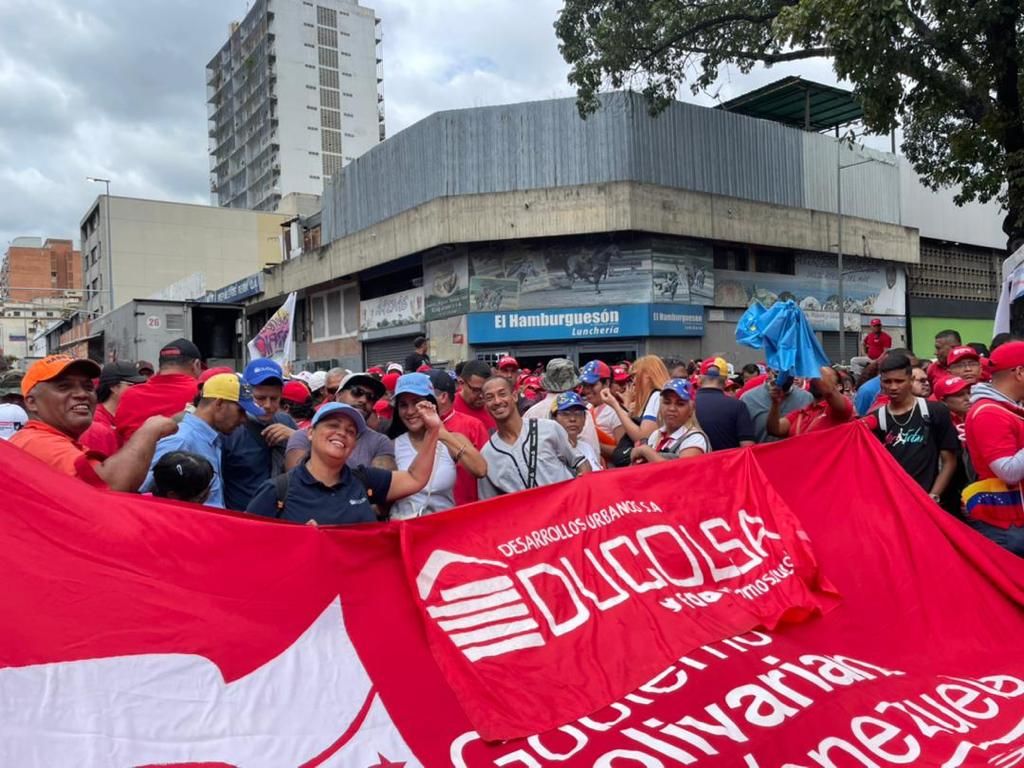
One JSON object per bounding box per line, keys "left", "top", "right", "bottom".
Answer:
{"left": 4, "top": 322, "right": 1024, "bottom": 558}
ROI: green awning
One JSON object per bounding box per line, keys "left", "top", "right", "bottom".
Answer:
{"left": 717, "top": 76, "right": 863, "bottom": 132}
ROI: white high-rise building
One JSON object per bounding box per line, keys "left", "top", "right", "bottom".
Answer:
{"left": 207, "top": 0, "right": 384, "bottom": 211}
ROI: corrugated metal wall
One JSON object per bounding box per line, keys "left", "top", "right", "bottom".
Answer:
{"left": 323, "top": 92, "right": 902, "bottom": 244}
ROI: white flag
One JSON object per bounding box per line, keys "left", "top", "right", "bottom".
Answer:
{"left": 247, "top": 292, "right": 296, "bottom": 364}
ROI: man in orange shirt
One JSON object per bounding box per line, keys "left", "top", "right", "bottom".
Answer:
{"left": 10, "top": 355, "right": 176, "bottom": 491}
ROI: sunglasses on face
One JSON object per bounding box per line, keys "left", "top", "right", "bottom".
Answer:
{"left": 345, "top": 386, "right": 378, "bottom": 400}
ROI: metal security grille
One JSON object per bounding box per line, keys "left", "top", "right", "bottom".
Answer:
{"left": 364, "top": 337, "right": 416, "bottom": 369}
{"left": 908, "top": 241, "right": 1002, "bottom": 302}
{"left": 821, "top": 332, "right": 860, "bottom": 364}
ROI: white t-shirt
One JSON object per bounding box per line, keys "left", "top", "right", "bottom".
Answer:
{"left": 646, "top": 425, "right": 709, "bottom": 457}
{"left": 592, "top": 403, "right": 619, "bottom": 436}
{"left": 641, "top": 391, "right": 662, "bottom": 422}
{"left": 575, "top": 439, "right": 603, "bottom": 472}
{"left": 391, "top": 434, "right": 456, "bottom": 519}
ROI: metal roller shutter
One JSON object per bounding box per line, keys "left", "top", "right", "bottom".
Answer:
{"left": 820, "top": 331, "right": 860, "bottom": 365}
{"left": 363, "top": 336, "right": 417, "bottom": 369}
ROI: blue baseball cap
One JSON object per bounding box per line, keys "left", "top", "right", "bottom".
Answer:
{"left": 661, "top": 378, "right": 693, "bottom": 401}
{"left": 393, "top": 372, "right": 435, "bottom": 401}
{"left": 579, "top": 360, "right": 612, "bottom": 385}
{"left": 554, "top": 391, "right": 587, "bottom": 411}
{"left": 244, "top": 359, "right": 284, "bottom": 386}
{"left": 311, "top": 402, "right": 366, "bottom": 435}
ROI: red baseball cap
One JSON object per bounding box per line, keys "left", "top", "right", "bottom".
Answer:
{"left": 498, "top": 356, "right": 519, "bottom": 370}
{"left": 934, "top": 375, "right": 969, "bottom": 399}
{"left": 367, "top": 366, "right": 385, "bottom": 376}
{"left": 870, "top": 318, "right": 882, "bottom": 327}
{"left": 946, "top": 346, "right": 980, "bottom": 367}
{"left": 381, "top": 372, "right": 401, "bottom": 393}
{"left": 611, "top": 365, "right": 631, "bottom": 383}
{"left": 282, "top": 380, "right": 312, "bottom": 404}
{"left": 989, "top": 341, "right": 1024, "bottom": 373}
{"left": 198, "top": 366, "right": 235, "bottom": 386}
{"left": 700, "top": 356, "right": 728, "bottom": 376}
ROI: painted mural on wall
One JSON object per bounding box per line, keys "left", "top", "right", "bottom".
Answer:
{"left": 423, "top": 247, "right": 470, "bottom": 321}
{"left": 650, "top": 239, "right": 714, "bottom": 305}
{"left": 714, "top": 254, "right": 905, "bottom": 330}
{"left": 359, "top": 288, "right": 425, "bottom": 332}
{"left": 467, "top": 238, "right": 652, "bottom": 311}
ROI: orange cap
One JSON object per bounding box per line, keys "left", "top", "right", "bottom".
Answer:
{"left": 22, "top": 355, "right": 101, "bottom": 397}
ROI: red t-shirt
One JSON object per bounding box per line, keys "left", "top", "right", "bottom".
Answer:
{"left": 79, "top": 404, "right": 120, "bottom": 459}
{"left": 965, "top": 398, "right": 1024, "bottom": 482}
{"left": 442, "top": 408, "right": 490, "bottom": 506}
{"left": 115, "top": 373, "right": 198, "bottom": 442}
{"left": 452, "top": 392, "right": 496, "bottom": 432}
{"left": 926, "top": 361, "right": 948, "bottom": 388}
{"left": 788, "top": 397, "right": 854, "bottom": 436}
{"left": 863, "top": 331, "right": 892, "bottom": 360}
{"left": 9, "top": 421, "right": 107, "bottom": 488}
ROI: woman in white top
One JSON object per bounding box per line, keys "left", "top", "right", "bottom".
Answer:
{"left": 550, "top": 391, "right": 603, "bottom": 471}
{"left": 632, "top": 378, "right": 709, "bottom": 463}
{"left": 388, "top": 373, "right": 487, "bottom": 519}
{"left": 599, "top": 355, "right": 670, "bottom": 444}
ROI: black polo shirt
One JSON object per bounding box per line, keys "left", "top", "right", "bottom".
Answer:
{"left": 694, "top": 387, "right": 756, "bottom": 451}
{"left": 245, "top": 462, "right": 392, "bottom": 525}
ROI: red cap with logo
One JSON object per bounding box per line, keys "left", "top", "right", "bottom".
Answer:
{"left": 934, "top": 375, "right": 969, "bottom": 399}
{"left": 946, "top": 346, "right": 980, "bottom": 367}
{"left": 282, "top": 380, "right": 312, "bottom": 404}
{"left": 498, "top": 356, "right": 519, "bottom": 370}
{"left": 989, "top": 341, "right": 1024, "bottom": 372}
{"left": 611, "top": 365, "right": 631, "bottom": 383}
{"left": 870, "top": 318, "right": 882, "bottom": 327}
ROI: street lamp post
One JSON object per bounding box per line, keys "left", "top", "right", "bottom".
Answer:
{"left": 86, "top": 177, "right": 114, "bottom": 316}
{"left": 835, "top": 144, "right": 888, "bottom": 365}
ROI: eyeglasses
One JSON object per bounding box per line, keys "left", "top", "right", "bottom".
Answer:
{"left": 345, "top": 386, "right": 377, "bottom": 400}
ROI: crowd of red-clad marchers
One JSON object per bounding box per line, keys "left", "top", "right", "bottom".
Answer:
{"left": 3, "top": 324, "right": 1024, "bottom": 556}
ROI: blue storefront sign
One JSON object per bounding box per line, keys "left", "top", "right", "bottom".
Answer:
{"left": 467, "top": 303, "right": 703, "bottom": 344}
{"left": 203, "top": 273, "right": 264, "bottom": 304}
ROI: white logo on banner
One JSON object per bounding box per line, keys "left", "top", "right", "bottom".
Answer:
{"left": 0, "top": 599, "right": 420, "bottom": 767}
{"left": 417, "top": 550, "right": 546, "bottom": 662}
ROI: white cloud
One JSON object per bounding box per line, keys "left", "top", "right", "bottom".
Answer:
{"left": 0, "top": 0, "right": 861, "bottom": 255}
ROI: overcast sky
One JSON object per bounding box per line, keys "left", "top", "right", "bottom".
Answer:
{"left": 0, "top": 0, "right": 844, "bottom": 252}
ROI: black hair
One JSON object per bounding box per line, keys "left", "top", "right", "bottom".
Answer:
{"left": 968, "top": 342, "right": 990, "bottom": 357}
{"left": 741, "top": 363, "right": 760, "bottom": 376}
{"left": 992, "top": 333, "right": 1019, "bottom": 352}
{"left": 285, "top": 400, "right": 315, "bottom": 421}
{"left": 151, "top": 451, "right": 214, "bottom": 504}
{"left": 387, "top": 391, "right": 438, "bottom": 439}
{"left": 96, "top": 381, "right": 115, "bottom": 404}
{"left": 460, "top": 360, "right": 491, "bottom": 381}
{"left": 879, "top": 352, "right": 913, "bottom": 376}
{"left": 935, "top": 329, "right": 962, "bottom": 344}
{"left": 483, "top": 375, "right": 513, "bottom": 392}
{"left": 662, "top": 357, "right": 684, "bottom": 370}
{"left": 413, "top": 335, "right": 428, "bottom": 349}
{"left": 454, "top": 360, "right": 466, "bottom": 377}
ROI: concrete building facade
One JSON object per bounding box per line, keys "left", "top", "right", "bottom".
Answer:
{"left": 1, "top": 237, "right": 81, "bottom": 302}
{"left": 80, "top": 196, "right": 290, "bottom": 317}
{"left": 245, "top": 92, "right": 920, "bottom": 370}
{"left": 206, "top": 0, "right": 383, "bottom": 212}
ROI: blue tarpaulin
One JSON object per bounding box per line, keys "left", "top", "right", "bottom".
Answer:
{"left": 735, "top": 300, "right": 830, "bottom": 377}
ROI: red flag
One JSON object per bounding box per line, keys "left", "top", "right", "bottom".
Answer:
{"left": 3, "top": 423, "right": 1024, "bottom": 767}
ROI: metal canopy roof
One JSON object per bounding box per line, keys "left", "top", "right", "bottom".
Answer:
{"left": 717, "top": 76, "right": 863, "bottom": 132}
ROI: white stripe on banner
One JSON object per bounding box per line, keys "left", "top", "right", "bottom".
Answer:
{"left": 436, "top": 604, "right": 530, "bottom": 632}
{"left": 440, "top": 576, "right": 515, "bottom": 602}
{"left": 449, "top": 619, "right": 540, "bottom": 648}
{"left": 426, "top": 589, "right": 520, "bottom": 618}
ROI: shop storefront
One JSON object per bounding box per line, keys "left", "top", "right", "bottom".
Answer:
{"left": 360, "top": 287, "right": 425, "bottom": 368}
{"left": 468, "top": 303, "right": 704, "bottom": 367}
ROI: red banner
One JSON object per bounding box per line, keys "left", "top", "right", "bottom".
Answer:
{"left": 3, "top": 423, "right": 1024, "bottom": 767}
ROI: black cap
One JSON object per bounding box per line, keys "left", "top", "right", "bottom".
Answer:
{"left": 136, "top": 360, "right": 155, "bottom": 374}
{"left": 100, "top": 361, "right": 147, "bottom": 385}
{"left": 159, "top": 338, "right": 202, "bottom": 361}
{"left": 426, "top": 368, "right": 455, "bottom": 397}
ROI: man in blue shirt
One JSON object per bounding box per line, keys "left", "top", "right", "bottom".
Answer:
{"left": 694, "top": 358, "right": 755, "bottom": 451}
{"left": 141, "top": 373, "right": 262, "bottom": 508}
{"left": 222, "top": 360, "right": 297, "bottom": 511}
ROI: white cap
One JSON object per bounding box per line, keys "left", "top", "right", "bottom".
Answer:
{"left": 0, "top": 403, "right": 27, "bottom": 440}
{"left": 386, "top": 362, "right": 404, "bottom": 374}
{"left": 292, "top": 371, "right": 314, "bottom": 385}
{"left": 308, "top": 370, "right": 327, "bottom": 392}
